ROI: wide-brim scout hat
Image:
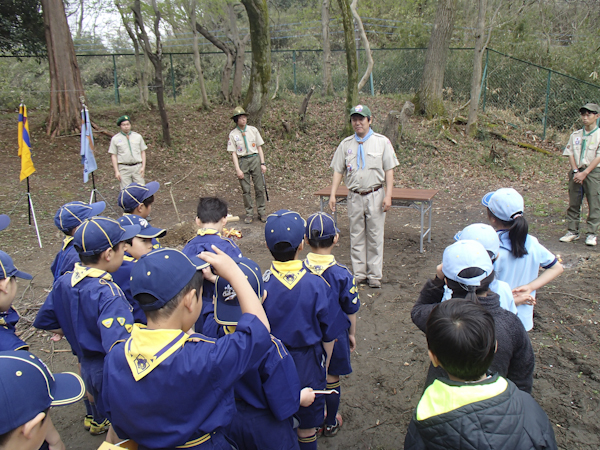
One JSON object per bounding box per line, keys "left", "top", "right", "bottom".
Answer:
{"left": 214, "top": 257, "right": 263, "bottom": 326}
{"left": 118, "top": 182, "right": 160, "bottom": 212}
{"left": 119, "top": 214, "right": 167, "bottom": 239}
{"left": 54, "top": 201, "right": 106, "bottom": 233}
{"left": 74, "top": 217, "right": 141, "bottom": 256}
{"left": 482, "top": 188, "right": 524, "bottom": 222}
{"left": 580, "top": 103, "right": 600, "bottom": 114}
{"left": 0, "top": 214, "right": 9, "bottom": 231}
{"left": 350, "top": 104, "right": 372, "bottom": 118}
{"left": 231, "top": 106, "right": 248, "bottom": 120}
{"left": 442, "top": 240, "right": 493, "bottom": 287}
{"left": 130, "top": 248, "right": 209, "bottom": 310}
{"left": 0, "top": 251, "right": 32, "bottom": 280}
{"left": 117, "top": 115, "right": 131, "bottom": 126}
{"left": 0, "top": 350, "right": 85, "bottom": 434}
{"left": 306, "top": 212, "right": 339, "bottom": 241}
{"left": 265, "top": 209, "right": 306, "bottom": 252}
{"left": 454, "top": 223, "right": 500, "bottom": 260}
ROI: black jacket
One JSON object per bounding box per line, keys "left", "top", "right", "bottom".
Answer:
{"left": 411, "top": 278, "right": 535, "bottom": 393}
{"left": 404, "top": 375, "right": 557, "bottom": 450}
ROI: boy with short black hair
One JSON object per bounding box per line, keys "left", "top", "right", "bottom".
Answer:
{"left": 102, "top": 247, "right": 272, "bottom": 449}
{"left": 263, "top": 210, "right": 345, "bottom": 450}
{"left": 404, "top": 299, "right": 557, "bottom": 449}
{"left": 34, "top": 216, "right": 140, "bottom": 439}
{"left": 303, "top": 212, "right": 360, "bottom": 437}
{"left": 182, "top": 196, "right": 242, "bottom": 333}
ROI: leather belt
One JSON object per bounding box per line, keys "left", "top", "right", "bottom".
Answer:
{"left": 119, "top": 162, "right": 141, "bottom": 166}
{"left": 351, "top": 186, "right": 382, "bottom": 196}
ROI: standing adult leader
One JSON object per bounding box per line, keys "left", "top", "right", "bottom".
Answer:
{"left": 109, "top": 115, "right": 147, "bottom": 190}
{"left": 329, "top": 105, "right": 399, "bottom": 288}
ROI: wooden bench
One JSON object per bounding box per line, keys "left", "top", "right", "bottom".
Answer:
{"left": 314, "top": 186, "right": 439, "bottom": 253}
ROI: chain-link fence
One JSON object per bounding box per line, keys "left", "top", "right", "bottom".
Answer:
{"left": 1, "top": 48, "right": 598, "bottom": 138}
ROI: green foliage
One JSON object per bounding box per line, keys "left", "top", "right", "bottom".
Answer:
{"left": 0, "top": 0, "right": 46, "bottom": 57}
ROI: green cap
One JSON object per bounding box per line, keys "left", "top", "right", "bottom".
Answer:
{"left": 231, "top": 106, "right": 248, "bottom": 119}
{"left": 580, "top": 103, "right": 600, "bottom": 114}
{"left": 117, "top": 115, "right": 131, "bottom": 126}
{"left": 349, "top": 104, "right": 371, "bottom": 117}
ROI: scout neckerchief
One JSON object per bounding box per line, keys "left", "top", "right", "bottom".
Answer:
{"left": 120, "top": 130, "right": 134, "bottom": 158}
{"left": 270, "top": 260, "right": 307, "bottom": 290}
{"left": 304, "top": 253, "right": 336, "bottom": 276}
{"left": 355, "top": 128, "right": 374, "bottom": 169}
{"left": 236, "top": 125, "right": 251, "bottom": 154}
{"left": 197, "top": 228, "right": 220, "bottom": 236}
{"left": 71, "top": 262, "right": 113, "bottom": 287}
{"left": 580, "top": 126, "right": 599, "bottom": 167}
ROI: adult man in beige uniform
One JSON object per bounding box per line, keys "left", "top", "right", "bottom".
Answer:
{"left": 329, "top": 105, "right": 398, "bottom": 288}
{"left": 108, "top": 115, "right": 147, "bottom": 190}
{"left": 227, "top": 106, "right": 267, "bottom": 224}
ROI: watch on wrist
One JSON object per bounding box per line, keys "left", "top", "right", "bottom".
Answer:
{"left": 261, "top": 163, "right": 266, "bottom": 166}
{"left": 573, "top": 169, "right": 579, "bottom": 173}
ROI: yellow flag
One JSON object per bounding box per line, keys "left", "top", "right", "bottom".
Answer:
{"left": 18, "top": 104, "right": 36, "bottom": 181}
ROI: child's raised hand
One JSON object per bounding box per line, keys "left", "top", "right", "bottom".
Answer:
{"left": 300, "top": 387, "right": 316, "bottom": 407}
{"left": 199, "top": 246, "right": 242, "bottom": 280}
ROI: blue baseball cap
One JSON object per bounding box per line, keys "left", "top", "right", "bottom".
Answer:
{"left": 118, "top": 182, "right": 160, "bottom": 211}
{"left": 482, "top": 188, "right": 524, "bottom": 222}
{"left": 0, "top": 215, "right": 10, "bottom": 231}
{"left": 0, "top": 350, "right": 85, "bottom": 434}
{"left": 54, "top": 201, "right": 106, "bottom": 233}
{"left": 118, "top": 214, "right": 167, "bottom": 239}
{"left": 214, "top": 257, "right": 263, "bottom": 326}
{"left": 130, "top": 248, "right": 209, "bottom": 311}
{"left": 265, "top": 210, "right": 306, "bottom": 251}
{"left": 0, "top": 251, "right": 32, "bottom": 280}
{"left": 454, "top": 223, "right": 500, "bottom": 260}
{"left": 74, "top": 217, "right": 141, "bottom": 256}
{"left": 306, "top": 212, "right": 339, "bottom": 241}
{"left": 442, "top": 240, "right": 493, "bottom": 287}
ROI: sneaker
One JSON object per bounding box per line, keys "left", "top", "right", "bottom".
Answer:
{"left": 259, "top": 215, "right": 267, "bottom": 223}
{"left": 244, "top": 215, "right": 253, "bottom": 224}
{"left": 586, "top": 234, "right": 597, "bottom": 246}
{"left": 368, "top": 279, "right": 381, "bottom": 288}
{"left": 89, "top": 418, "right": 110, "bottom": 436}
{"left": 355, "top": 278, "right": 368, "bottom": 285}
{"left": 559, "top": 231, "right": 580, "bottom": 242}
{"left": 83, "top": 414, "right": 93, "bottom": 431}
{"left": 323, "top": 414, "right": 343, "bottom": 437}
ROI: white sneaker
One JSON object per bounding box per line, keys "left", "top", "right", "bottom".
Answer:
{"left": 559, "top": 231, "right": 580, "bottom": 242}
{"left": 585, "top": 234, "right": 597, "bottom": 246}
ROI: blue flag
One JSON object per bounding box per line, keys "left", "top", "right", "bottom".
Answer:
{"left": 81, "top": 108, "right": 97, "bottom": 183}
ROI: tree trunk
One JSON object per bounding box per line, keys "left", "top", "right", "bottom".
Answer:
{"left": 188, "top": 0, "right": 209, "bottom": 109}
{"left": 336, "top": 0, "right": 359, "bottom": 136}
{"left": 350, "top": 0, "right": 373, "bottom": 91}
{"left": 240, "top": 0, "right": 270, "bottom": 127}
{"left": 321, "top": 0, "right": 333, "bottom": 96}
{"left": 195, "top": 21, "right": 234, "bottom": 103}
{"left": 466, "top": 0, "right": 487, "bottom": 135}
{"left": 229, "top": 4, "right": 248, "bottom": 105}
{"left": 414, "top": 0, "right": 457, "bottom": 118}
{"left": 41, "top": 0, "right": 86, "bottom": 137}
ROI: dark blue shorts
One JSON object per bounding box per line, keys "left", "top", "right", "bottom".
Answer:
{"left": 289, "top": 345, "right": 326, "bottom": 429}
{"left": 138, "top": 429, "right": 238, "bottom": 450}
{"left": 80, "top": 356, "right": 105, "bottom": 416}
{"left": 328, "top": 329, "right": 352, "bottom": 376}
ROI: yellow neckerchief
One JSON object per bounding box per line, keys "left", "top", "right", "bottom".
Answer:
{"left": 123, "top": 255, "right": 135, "bottom": 262}
{"left": 62, "top": 235, "right": 74, "bottom": 251}
{"left": 304, "top": 253, "right": 336, "bottom": 276}
{"left": 197, "top": 228, "right": 220, "bottom": 236}
{"left": 271, "top": 260, "right": 306, "bottom": 290}
{"left": 71, "top": 262, "right": 112, "bottom": 287}
{"left": 124, "top": 324, "right": 189, "bottom": 381}
{"left": 416, "top": 375, "right": 508, "bottom": 421}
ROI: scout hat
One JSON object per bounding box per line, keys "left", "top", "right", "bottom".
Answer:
{"left": 454, "top": 223, "right": 500, "bottom": 260}
{"left": 0, "top": 350, "right": 85, "bottom": 434}
{"left": 265, "top": 209, "right": 306, "bottom": 251}
{"left": 117, "top": 115, "right": 131, "bottom": 126}
{"left": 442, "top": 240, "right": 493, "bottom": 287}
{"left": 130, "top": 248, "right": 209, "bottom": 310}
{"left": 0, "top": 251, "right": 32, "bottom": 280}
{"left": 481, "top": 188, "right": 524, "bottom": 222}
{"left": 350, "top": 104, "right": 372, "bottom": 118}
{"left": 580, "top": 103, "right": 600, "bottom": 114}
{"left": 54, "top": 201, "right": 106, "bottom": 233}
{"left": 0, "top": 214, "right": 9, "bottom": 231}
{"left": 231, "top": 106, "right": 248, "bottom": 119}
{"left": 118, "top": 182, "right": 160, "bottom": 212}
{"left": 306, "top": 212, "right": 339, "bottom": 241}
{"left": 118, "top": 214, "right": 167, "bottom": 239}
{"left": 74, "top": 216, "right": 140, "bottom": 256}
{"left": 214, "top": 257, "right": 263, "bottom": 326}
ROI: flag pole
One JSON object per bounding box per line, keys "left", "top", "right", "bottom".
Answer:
{"left": 26, "top": 177, "right": 43, "bottom": 248}
{"left": 90, "top": 172, "right": 97, "bottom": 203}
{"left": 26, "top": 176, "right": 31, "bottom": 225}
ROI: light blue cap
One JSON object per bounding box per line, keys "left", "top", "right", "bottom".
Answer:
{"left": 454, "top": 223, "right": 500, "bottom": 259}
{"left": 442, "top": 240, "right": 493, "bottom": 287}
{"left": 482, "top": 188, "right": 524, "bottom": 222}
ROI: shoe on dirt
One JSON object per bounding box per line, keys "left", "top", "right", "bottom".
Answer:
{"left": 559, "top": 231, "right": 580, "bottom": 242}
{"left": 89, "top": 418, "right": 110, "bottom": 436}
{"left": 585, "top": 234, "right": 597, "bottom": 246}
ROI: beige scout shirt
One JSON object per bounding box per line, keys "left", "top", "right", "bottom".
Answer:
{"left": 563, "top": 127, "right": 600, "bottom": 168}
{"left": 108, "top": 131, "right": 147, "bottom": 165}
{"left": 330, "top": 132, "right": 399, "bottom": 192}
{"left": 227, "top": 126, "right": 264, "bottom": 157}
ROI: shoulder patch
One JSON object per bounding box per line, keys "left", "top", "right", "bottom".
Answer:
{"left": 125, "top": 324, "right": 133, "bottom": 333}
{"left": 117, "top": 317, "right": 126, "bottom": 326}
{"left": 102, "top": 318, "right": 114, "bottom": 328}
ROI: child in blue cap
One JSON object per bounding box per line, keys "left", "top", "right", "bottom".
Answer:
{"left": 102, "top": 247, "right": 272, "bottom": 449}
{"left": 34, "top": 216, "right": 140, "bottom": 440}
{"left": 412, "top": 240, "right": 535, "bottom": 394}
{"left": 262, "top": 210, "right": 346, "bottom": 450}
{"left": 303, "top": 212, "right": 360, "bottom": 437}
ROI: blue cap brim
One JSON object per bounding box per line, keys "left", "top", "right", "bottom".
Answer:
{"left": 51, "top": 372, "right": 86, "bottom": 406}
{"left": 12, "top": 269, "right": 32, "bottom": 280}
{"left": 481, "top": 191, "right": 495, "bottom": 207}
{"left": 188, "top": 254, "right": 210, "bottom": 270}
{"left": 453, "top": 231, "right": 461, "bottom": 242}
{"left": 214, "top": 296, "right": 242, "bottom": 326}
{"left": 143, "top": 181, "right": 160, "bottom": 199}
{"left": 137, "top": 226, "right": 167, "bottom": 239}
{"left": 120, "top": 225, "right": 142, "bottom": 242}
{"left": 88, "top": 201, "right": 106, "bottom": 217}
{"left": 0, "top": 215, "right": 10, "bottom": 231}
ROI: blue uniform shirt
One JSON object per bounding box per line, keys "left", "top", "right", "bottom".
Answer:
{"left": 102, "top": 314, "right": 271, "bottom": 449}
{"left": 33, "top": 263, "right": 134, "bottom": 359}
{"left": 50, "top": 236, "right": 80, "bottom": 282}
{"left": 112, "top": 255, "right": 147, "bottom": 324}
{"left": 0, "top": 307, "right": 28, "bottom": 351}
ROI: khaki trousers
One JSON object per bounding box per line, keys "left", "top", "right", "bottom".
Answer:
{"left": 347, "top": 188, "right": 386, "bottom": 282}
{"left": 238, "top": 155, "right": 266, "bottom": 217}
{"left": 567, "top": 167, "right": 600, "bottom": 234}
{"left": 119, "top": 163, "right": 144, "bottom": 190}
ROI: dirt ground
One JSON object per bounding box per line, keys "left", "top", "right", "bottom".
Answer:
{"left": 1, "top": 99, "right": 599, "bottom": 449}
